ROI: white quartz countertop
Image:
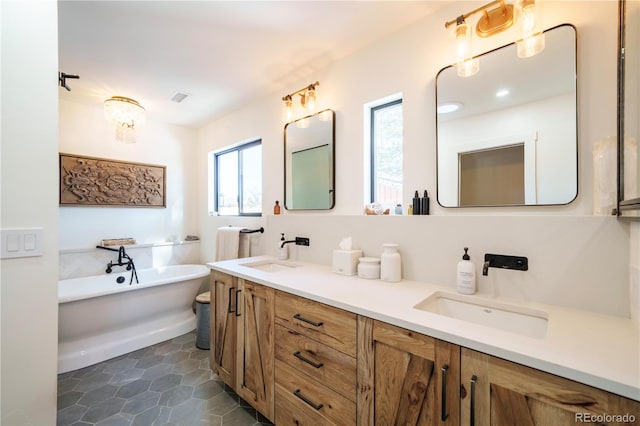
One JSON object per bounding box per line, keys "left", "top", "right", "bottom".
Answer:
{"left": 208, "top": 255, "right": 640, "bottom": 401}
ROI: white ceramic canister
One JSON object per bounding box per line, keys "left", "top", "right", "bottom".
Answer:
{"left": 357, "top": 257, "right": 381, "bottom": 279}
{"left": 380, "top": 243, "right": 401, "bottom": 282}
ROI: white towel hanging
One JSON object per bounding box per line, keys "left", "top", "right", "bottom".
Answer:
{"left": 215, "top": 226, "right": 242, "bottom": 261}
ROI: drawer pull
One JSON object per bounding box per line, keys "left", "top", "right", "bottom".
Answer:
{"left": 234, "top": 289, "right": 242, "bottom": 317}
{"left": 227, "top": 287, "right": 235, "bottom": 314}
{"left": 293, "top": 313, "right": 323, "bottom": 327}
{"left": 470, "top": 375, "right": 477, "bottom": 426}
{"left": 293, "top": 389, "right": 323, "bottom": 411}
{"left": 441, "top": 364, "right": 449, "bottom": 421}
{"left": 293, "top": 351, "right": 324, "bottom": 369}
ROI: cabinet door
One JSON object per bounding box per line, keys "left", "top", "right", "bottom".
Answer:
{"left": 461, "top": 348, "right": 640, "bottom": 426}
{"left": 210, "top": 271, "right": 237, "bottom": 386}
{"left": 236, "top": 280, "right": 275, "bottom": 421}
{"left": 358, "top": 317, "right": 460, "bottom": 426}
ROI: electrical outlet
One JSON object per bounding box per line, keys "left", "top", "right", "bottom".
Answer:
{"left": 295, "top": 237, "right": 310, "bottom": 246}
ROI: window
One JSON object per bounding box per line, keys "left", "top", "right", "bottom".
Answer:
{"left": 370, "top": 98, "right": 403, "bottom": 205}
{"left": 210, "top": 140, "right": 262, "bottom": 216}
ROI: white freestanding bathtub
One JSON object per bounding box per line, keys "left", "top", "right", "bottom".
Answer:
{"left": 58, "top": 264, "right": 209, "bottom": 373}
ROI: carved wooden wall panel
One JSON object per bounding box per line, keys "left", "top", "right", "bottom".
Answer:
{"left": 59, "top": 153, "right": 166, "bottom": 207}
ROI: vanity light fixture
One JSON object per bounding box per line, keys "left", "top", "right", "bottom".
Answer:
{"left": 495, "top": 89, "right": 510, "bottom": 97}
{"left": 104, "top": 96, "right": 145, "bottom": 143}
{"left": 454, "top": 17, "right": 479, "bottom": 77}
{"left": 517, "top": 0, "right": 545, "bottom": 58}
{"left": 445, "top": 0, "right": 545, "bottom": 77}
{"left": 282, "top": 81, "right": 319, "bottom": 123}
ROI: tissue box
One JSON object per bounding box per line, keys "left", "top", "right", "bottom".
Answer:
{"left": 332, "top": 249, "right": 363, "bottom": 276}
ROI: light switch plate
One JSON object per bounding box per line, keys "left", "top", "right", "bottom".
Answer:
{"left": 1, "top": 228, "right": 44, "bottom": 259}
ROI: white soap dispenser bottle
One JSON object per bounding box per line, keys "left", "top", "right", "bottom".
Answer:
{"left": 457, "top": 247, "right": 476, "bottom": 294}
{"left": 277, "top": 233, "right": 288, "bottom": 260}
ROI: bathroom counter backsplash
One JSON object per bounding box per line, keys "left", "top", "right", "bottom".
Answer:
{"left": 59, "top": 241, "right": 201, "bottom": 280}
{"left": 208, "top": 255, "right": 640, "bottom": 402}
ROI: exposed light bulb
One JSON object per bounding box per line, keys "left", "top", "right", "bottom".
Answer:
{"left": 517, "top": 0, "right": 545, "bottom": 58}
{"left": 283, "top": 97, "right": 293, "bottom": 122}
{"left": 455, "top": 21, "right": 479, "bottom": 77}
{"left": 306, "top": 88, "right": 316, "bottom": 114}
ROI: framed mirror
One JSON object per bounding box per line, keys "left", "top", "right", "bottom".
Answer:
{"left": 617, "top": 0, "right": 640, "bottom": 219}
{"left": 284, "top": 109, "right": 335, "bottom": 210}
{"left": 436, "top": 24, "right": 577, "bottom": 207}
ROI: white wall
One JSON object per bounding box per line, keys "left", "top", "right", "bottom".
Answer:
{"left": 197, "top": 1, "right": 631, "bottom": 317}
{"left": 1, "top": 1, "right": 59, "bottom": 424}
{"left": 58, "top": 100, "right": 202, "bottom": 279}
{"left": 59, "top": 99, "right": 199, "bottom": 250}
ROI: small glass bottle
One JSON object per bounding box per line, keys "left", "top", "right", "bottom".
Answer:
{"left": 274, "top": 200, "right": 281, "bottom": 215}
{"left": 394, "top": 204, "right": 402, "bottom": 215}
{"left": 380, "top": 243, "right": 401, "bottom": 282}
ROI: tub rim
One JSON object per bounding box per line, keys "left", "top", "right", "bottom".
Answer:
{"left": 58, "top": 263, "right": 210, "bottom": 304}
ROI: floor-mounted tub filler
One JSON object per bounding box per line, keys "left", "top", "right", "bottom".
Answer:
{"left": 57, "top": 264, "right": 209, "bottom": 373}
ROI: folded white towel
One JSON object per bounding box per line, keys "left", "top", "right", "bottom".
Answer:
{"left": 215, "top": 227, "right": 243, "bottom": 261}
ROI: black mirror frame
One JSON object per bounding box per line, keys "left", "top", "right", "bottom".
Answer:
{"left": 283, "top": 109, "right": 336, "bottom": 211}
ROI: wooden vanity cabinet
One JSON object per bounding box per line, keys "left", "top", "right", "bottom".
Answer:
{"left": 209, "top": 272, "right": 275, "bottom": 421}
{"left": 460, "top": 348, "right": 640, "bottom": 426}
{"left": 357, "top": 318, "right": 460, "bottom": 426}
{"left": 210, "top": 271, "right": 236, "bottom": 384}
{"left": 210, "top": 270, "right": 639, "bottom": 425}
{"left": 274, "top": 290, "right": 358, "bottom": 425}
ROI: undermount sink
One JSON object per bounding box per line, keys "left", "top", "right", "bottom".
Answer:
{"left": 414, "top": 292, "right": 548, "bottom": 339}
{"left": 241, "top": 259, "right": 300, "bottom": 272}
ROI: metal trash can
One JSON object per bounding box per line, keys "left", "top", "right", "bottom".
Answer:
{"left": 195, "top": 291, "right": 211, "bottom": 350}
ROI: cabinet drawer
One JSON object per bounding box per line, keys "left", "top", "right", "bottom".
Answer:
{"left": 275, "top": 291, "right": 357, "bottom": 357}
{"left": 275, "top": 324, "right": 356, "bottom": 401}
{"left": 275, "top": 359, "right": 356, "bottom": 426}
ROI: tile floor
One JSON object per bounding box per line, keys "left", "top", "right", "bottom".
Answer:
{"left": 57, "top": 331, "right": 274, "bottom": 426}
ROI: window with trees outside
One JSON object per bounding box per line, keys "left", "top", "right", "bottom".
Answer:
{"left": 370, "top": 99, "right": 403, "bottom": 207}
{"left": 210, "top": 140, "right": 262, "bottom": 216}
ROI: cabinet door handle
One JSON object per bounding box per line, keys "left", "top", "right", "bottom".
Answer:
{"left": 293, "top": 351, "right": 324, "bottom": 369}
{"left": 293, "top": 389, "right": 323, "bottom": 411}
{"left": 234, "top": 289, "right": 242, "bottom": 317}
{"left": 441, "top": 365, "right": 449, "bottom": 421}
{"left": 293, "top": 313, "right": 323, "bottom": 327}
{"left": 470, "top": 375, "right": 477, "bottom": 426}
{"left": 227, "top": 287, "right": 235, "bottom": 313}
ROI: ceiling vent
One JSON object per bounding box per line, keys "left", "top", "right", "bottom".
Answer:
{"left": 170, "top": 92, "right": 189, "bottom": 103}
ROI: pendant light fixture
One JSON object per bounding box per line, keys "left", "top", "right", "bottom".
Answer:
{"left": 104, "top": 96, "right": 146, "bottom": 143}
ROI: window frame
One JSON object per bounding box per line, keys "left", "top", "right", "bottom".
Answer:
{"left": 212, "top": 139, "right": 262, "bottom": 217}
{"left": 369, "top": 98, "right": 403, "bottom": 204}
